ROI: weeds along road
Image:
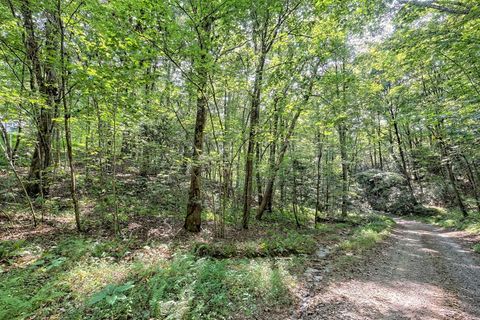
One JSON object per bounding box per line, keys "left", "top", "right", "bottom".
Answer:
{"left": 302, "top": 218, "right": 480, "bottom": 320}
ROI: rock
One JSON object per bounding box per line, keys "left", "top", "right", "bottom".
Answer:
{"left": 313, "top": 275, "right": 323, "bottom": 281}
{"left": 305, "top": 267, "right": 320, "bottom": 275}
{"left": 357, "top": 169, "right": 416, "bottom": 215}
{"left": 316, "top": 247, "right": 330, "bottom": 258}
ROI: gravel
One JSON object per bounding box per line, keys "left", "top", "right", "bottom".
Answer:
{"left": 300, "top": 218, "right": 480, "bottom": 319}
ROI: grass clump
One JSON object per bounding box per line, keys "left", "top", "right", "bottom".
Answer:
{"left": 416, "top": 210, "right": 480, "bottom": 235}
{"left": 0, "top": 240, "right": 27, "bottom": 264}
{"left": 339, "top": 216, "right": 395, "bottom": 253}
{"left": 473, "top": 243, "right": 480, "bottom": 254}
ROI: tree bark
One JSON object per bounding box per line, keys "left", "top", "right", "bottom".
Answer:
{"left": 184, "top": 16, "right": 212, "bottom": 232}
{"left": 338, "top": 124, "right": 348, "bottom": 217}
{"left": 58, "top": 0, "right": 81, "bottom": 231}
{"left": 314, "top": 130, "right": 323, "bottom": 224}
{"left": 437, "top": 135, "right": 468, "bottom": 217}
{"left": 265, "top": 98, "right": 280, "bottom": 213}
{"left": 21, "top": 1, "right": 58, "bottom": 196}
{"left": 242, "top": 52, "right": 266, "bottom": 229}
{"left": 389, "top": 104, "right": 417, "bottom": 204}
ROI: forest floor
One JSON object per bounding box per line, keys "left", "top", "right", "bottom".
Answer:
{"left": 298, "top": 217, "right": 480, "bottom": 320}
{"left": 0, "top": 207, "right": 394, "bottom": 320}
{"left": 1, "top": 206, "right": 479, "bottom": 319}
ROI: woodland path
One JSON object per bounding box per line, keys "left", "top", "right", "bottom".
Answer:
{"left": 300, "top": 218, "right": 480, "bottom": 319}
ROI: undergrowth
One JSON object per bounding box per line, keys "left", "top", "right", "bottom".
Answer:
{"left": 0, "top": 211, "right": 392, "bottom": 319}
{"left": 339, "top": 215, "right": 395, "bottom": 253}
{"left": 418, "top": 210, "right": 480, "bottom": 234}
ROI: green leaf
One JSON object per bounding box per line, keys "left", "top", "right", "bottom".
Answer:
{"left": 106, "top": 295, "right": 117, "bottom": 305}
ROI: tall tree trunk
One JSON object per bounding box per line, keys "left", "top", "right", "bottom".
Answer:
{"left": 377, "top": 112, "right": 383, "bottom": 170}
{"left": 242, "top": 52, "right": 266, "bottom": 229}
{"left": 93, "top": 97, "right": 105, "bottom": 183}
{"left": 324, "top": 149, "right": 331, "bottom": 213}
{"left": 256, "top": 62, "right": 318, "bottom": 220}
{"left": 255, "top": 142, "right": 263, "bottom": 205}
{"left": 265, "top": 99, "right": 280, "bottom": 213}
{"left": 256, "top": 106, "right": 303, "bottom": 219}
{"left": 314, "top": 130, "right": 323, "bottom": 224}
{"left": 184, "top": 17, "right": 212, "bottom": 232}
{"left": 462, "top": 154, "right": 480, "bottom": 213}
{"left": 338, "top": 124, "right": 348, "bottom": 217}
{"left": 1, "top": 141, "right": 37, "bottom": 227}
{"left": 58, "top": 1, "right": 81, "bottom": 232}
{"left": 437, "top": 135, "right": 468, "bottom": 217}
{"left": 21, "top": 1, "right": 58, "bottom": 196}
{"left": 389, "top": 105, "right": 417, "bottom": 204}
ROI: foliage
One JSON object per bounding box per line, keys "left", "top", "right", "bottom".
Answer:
{"left": 193, "top": 230, "right": 317, "bottom": 258}
{"left": 473, "top": 243, "right": 480, "bottom": 254}
{"left": 339, "top": 215, "right": 395, "bottom": 252}
{"left": 416, "top": 210, "right": 480, "bottom": 235}
{"left": 88, "top": 281, "right": 135, "bottom": 306}
{"left": 0, "top": 240, "right": 26, "bottom": 264}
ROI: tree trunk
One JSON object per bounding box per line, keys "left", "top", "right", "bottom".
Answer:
{"left": 242, "top": 52, "right": 266, "bottom": 229}
{"left": 58, "top": 1, "right": 81, "bottom": 231}
{"left": 338, "top": 124, "right": 348, "bottom": 217}
{"left": 292, "top": 159, "right": 301, "bottom": 228}
{"left": 265, "top": 100, "right": 280, "bottom": 213}
{"left": 256, "top": 108, "right": 302, "bottom": 220}
{"left": 21, "top": 1, "right": 58, "bottom": 197}
{"left": 184, "top": 17, "right": 212, "bottom": 232}
{"left": 255, "top": 142, "right": 263, "bottom": 205}
{"left": 389, "top": 105, "right": 417, "bottom": 204}
{"left": 256, "top": 62, "right": 318, "bottom": 220}
{"left": 314, "top": 131, "right": 323, "bottom": 224}
{"left": 462, "top": 154, "right": 480, "bottom": 213}
{"left": 1, "top": 142, "right": 37, "bottom": 227}
{"left": 437, "top": 135, "right": 468, "bottom": 217}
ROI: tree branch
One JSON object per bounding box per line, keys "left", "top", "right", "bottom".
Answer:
{"left": 399, "top": 0, "right": 471, "bottom": 15}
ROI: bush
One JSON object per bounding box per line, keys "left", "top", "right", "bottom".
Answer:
{"left": 412, "top": 205, "right": 444, "bottom": 216}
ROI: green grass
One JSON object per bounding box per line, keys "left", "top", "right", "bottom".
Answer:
{"left": 0, "top": 210, "right": 394, "bottom": 319}
{"left": 414, "top": 210, "right": 480, "bottom": 234}
{"left": 0, "top": 236, "right": 301, "bottom": 320}
{"left": 0, "top": 237, "right": 92, "bottom": 319}
{"left": 473, "top": 243, "right": 480, "bottom": 254}
{"left": 0, "top": 240, "right": 28, "bottom": 264}
{"left": 339, "top": 215, "right": 395, "bottom": 253}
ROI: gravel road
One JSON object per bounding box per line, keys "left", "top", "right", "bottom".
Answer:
{"left": 302, "top": 218, "right": 480, "bottom": 319}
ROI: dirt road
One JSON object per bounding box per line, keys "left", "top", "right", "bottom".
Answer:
{"left": 301, "top": 218, "right": 480, "bottom": 319}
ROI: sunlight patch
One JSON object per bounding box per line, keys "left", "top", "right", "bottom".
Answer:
{"left": 63, "top": 259, "right": 130, "bottom": 299}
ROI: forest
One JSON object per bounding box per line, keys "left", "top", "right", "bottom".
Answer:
{"left": 0, "top": 0, "right": 479, "bottom": 319}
